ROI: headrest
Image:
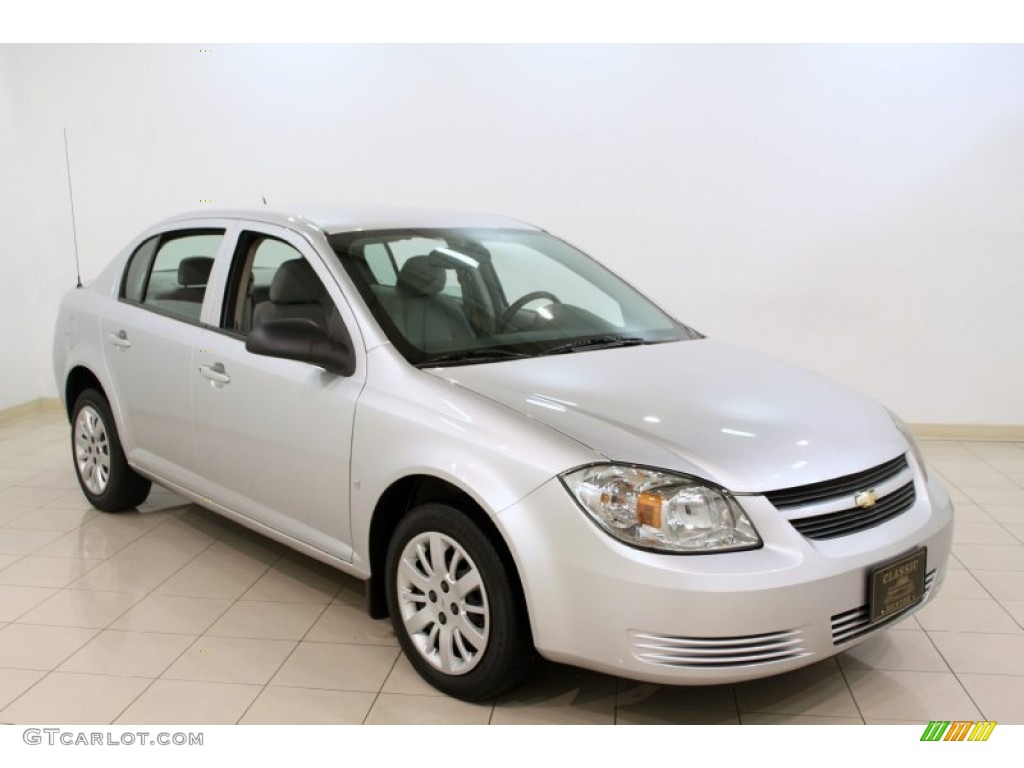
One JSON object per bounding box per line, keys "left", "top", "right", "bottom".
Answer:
{"left": 270, "top": 259, "right": 326, "bottom": 304}
{"left": 177, "top": 256, "right": 214, "bottom": 287}
{"left": 397, "top": 255, "right": 445, "bottom": 296}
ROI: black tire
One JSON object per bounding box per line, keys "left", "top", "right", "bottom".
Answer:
{"left": 70, "top": 389, "right": 151, "bottom": 512}
{"left": 385, "top": 503, "right": 535, "bottom": 701}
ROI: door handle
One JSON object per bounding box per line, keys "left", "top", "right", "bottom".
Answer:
{"left": 198, "top": 362, "right": 231, "bottom": 385}
{"left": 107, "top": 330, "right": 131, "bottom": 349}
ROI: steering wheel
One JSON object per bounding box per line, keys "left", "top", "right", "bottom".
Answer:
{"left": 496, "top": 291, "right": 562, "bottom": 331}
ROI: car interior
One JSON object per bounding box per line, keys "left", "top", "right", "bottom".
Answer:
{"left": 372, "top": 255, "right": 476, "bottom": 349}
{"left": 142, "top": 255, "right": 214, "bottom": 322}
{"left": 249, "top": 258, "right": 347, "bottom": 341}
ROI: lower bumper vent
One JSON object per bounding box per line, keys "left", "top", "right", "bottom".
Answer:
{"left": 629, "top": 629, "right": 808, "bottom": 669}
{"left": 831, "top": 568, "right": 937, "bottom": 645}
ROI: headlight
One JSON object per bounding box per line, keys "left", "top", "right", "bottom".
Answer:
{"left": 560, "top": 464, "right": 761, "bottom": 554}
{"left": 888, "top": 410, "right": 929, "bottom": 481}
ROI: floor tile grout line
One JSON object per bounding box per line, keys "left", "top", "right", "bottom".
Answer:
{"left": 918, "top": 625, "right": 955, "bottom": 676}
{"left": 959, "top": 562, "right": 1024, "bottom": 633}
{"left": 920, "top": 626, "right": 989, "bottom": 721}
{"left": 0, "top": 528, "right": 70, "bottom": 562}
{"left": 232, "top": 590, "right": 335, "bottom": 724}
{"left": 0, "top": 508, "right": 127, "bottom": 618}
{"left": 731, "top": 685, "right": 743, "bottom": 725}
{"left": 961, "top": 440, "right": 1024, "bottom": 484}
{"left": 611, "top": 672, "right": 622, "bottom": 725}
{"left": 946, "top": 458, "right": 1024, "bottom": 506}
{"left": 13, "top": 515, "right": 217, "bottom": 723}
{"left": 0, "top": 627, "right": 112, "bottom": 722}
{"left": 7, "top": 463, "right": 81, "bottom": 493}
{"left": 363, "top": 653, "right": 402, "bottom": 725}
{"left": 2, "top": 585, "right": 60, "bottom": 624}
{"left": 0, "top": 555, "right": 110, "bottom": 609}
{"left": 936, "top": 465, "right": 1024, "bottom": 519}
{"left": 106, "top": 535, "right": 282, "bottom": 725}
{"left": 0, "top": 550, "right": 34, "bottom": 587}
{"left": 1, "top": 505, "right": 261, "bottom": 724}
{"left": 950, "top": 670, "right": 988, "bottom": 721}
{"left": 923, "top": 628, "right": 1024, "bottom": 637}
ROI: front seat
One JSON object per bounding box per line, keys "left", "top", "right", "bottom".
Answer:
{"left": 252, "top": 258, "right": 336, "bottom": 336}
{"left": 392, "top": 256, "right": 474, "bottom": 349}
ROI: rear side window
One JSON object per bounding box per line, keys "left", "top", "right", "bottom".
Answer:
{"left": 121, "top": 230, "right": 224, "bottom": 322}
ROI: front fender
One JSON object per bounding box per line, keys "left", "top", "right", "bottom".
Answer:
{"left": 349, "top": 347, "right": 600, "bottom": 568}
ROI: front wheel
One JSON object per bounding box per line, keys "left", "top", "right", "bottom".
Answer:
{"left": 71, "top": 389, "right": 151, "bottom": 512}
{"left": 385, "top": 504, "right": 534, "bottom": 701}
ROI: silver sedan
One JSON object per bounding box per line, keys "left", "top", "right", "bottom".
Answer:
{"left": 52, "top": 206, "right": 954, "bottom": 700}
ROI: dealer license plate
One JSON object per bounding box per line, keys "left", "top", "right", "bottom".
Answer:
{"left": 868, "top": 547, "right": 927, "bottom": 623}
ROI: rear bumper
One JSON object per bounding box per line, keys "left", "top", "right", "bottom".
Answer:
{"left": 497, "top": 471, "right": 954, "bottom": 685}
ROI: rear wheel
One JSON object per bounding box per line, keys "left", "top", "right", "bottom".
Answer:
{"left": 71, "top": 389, "right": 151, "bottom": 512}
{"left": 385, "top": 503, "right": 534, "bottom": 701}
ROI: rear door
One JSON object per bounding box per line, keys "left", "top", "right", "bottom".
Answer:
{"left": 101, "top": 222, "right": 234, "bottom": 485}
{"left": 190, "top": 223, "right": 364, "bottom": 561}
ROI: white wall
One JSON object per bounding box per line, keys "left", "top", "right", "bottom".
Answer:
{"left": 4, "top": 45, "right": 1023, "bottom": 423}
{"left": 0, "top": 47, "right": 44, "bottom": 410}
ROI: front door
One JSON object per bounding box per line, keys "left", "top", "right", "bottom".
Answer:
{"left": 190, "top": 224, "right": 363, "bottom": 561}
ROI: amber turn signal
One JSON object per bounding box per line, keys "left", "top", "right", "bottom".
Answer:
{"left": 636, "top": 492, "right": 662, "bottom": 528}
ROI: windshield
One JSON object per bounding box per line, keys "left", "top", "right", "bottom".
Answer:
{"left": 328, "top": 228, "right": 700, "bottom": 366}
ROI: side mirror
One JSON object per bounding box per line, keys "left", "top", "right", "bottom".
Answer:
{"left": 246, "top": 318, "right": 356, "bottom": 377}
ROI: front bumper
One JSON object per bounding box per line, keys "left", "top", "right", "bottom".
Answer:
{"left": 496, "top": 471, "right": 954, "bottom": 685}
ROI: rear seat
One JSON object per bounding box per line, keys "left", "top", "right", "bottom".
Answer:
{"left": 144, "top": 256, "right": 214, "bottom": 321}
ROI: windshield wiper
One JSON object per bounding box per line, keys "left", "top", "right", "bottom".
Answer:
{"left": 418, "top": 348, "right": 532, "bottom": 367}
{"left": 539, "top": 336, "right": 651, "bottom": 356}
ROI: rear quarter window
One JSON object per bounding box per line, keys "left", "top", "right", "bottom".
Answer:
{"left": 121, "top": 236, "right": 159, "bottom": 303}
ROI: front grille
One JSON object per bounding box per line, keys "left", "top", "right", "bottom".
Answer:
{"left": 790, "top": 482, "right": 916, "bottom": 540}
{"left": 762, "top": 454, "right": 917, "bottom": 541}
{"left": 629, "top": 629, "right": 808, "bottom": 668}
{"left": 765, "top": 455, "right": 908, "bottom": 510}
{"left": 831, "top": 569, "right": 936, "bottom": 645}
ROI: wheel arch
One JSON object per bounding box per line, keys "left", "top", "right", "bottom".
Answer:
{"left": 365, "top": 474, "right": 531, "bottom": 636}
{"left": 65, "top": 366, "right": 107, "bottom": 420}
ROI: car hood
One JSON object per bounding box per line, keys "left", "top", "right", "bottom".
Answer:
{"left": 428, "top": 339, "right": 906, "bottom": 493}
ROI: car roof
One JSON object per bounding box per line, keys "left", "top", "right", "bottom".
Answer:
{"left": 156, "top": 204, "right": 540, "bottom": 236}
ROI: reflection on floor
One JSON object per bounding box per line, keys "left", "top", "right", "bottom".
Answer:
{"left": 1, "top": 410, "right": 1023, "bottom": 724}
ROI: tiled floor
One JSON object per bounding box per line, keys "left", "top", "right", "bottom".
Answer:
{"left": 1, "top": 409, "right": 1023, "bottom": 724}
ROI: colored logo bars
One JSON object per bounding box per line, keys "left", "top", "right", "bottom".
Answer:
{"left": 920, "top": 721, "right": 997, "bottom": 742}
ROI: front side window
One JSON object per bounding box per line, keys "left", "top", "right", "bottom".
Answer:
{"left": 329, "top": 228, "right": 699, "bottom": 366}
{"left": 121, "top": 230, "right": 224, "bottom": 322}
{"left": 221, "top": 231, "right": 350, "bottom": 344}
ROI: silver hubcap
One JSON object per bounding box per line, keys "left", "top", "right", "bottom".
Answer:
{"left": 396, "top": 532, "right": 490, "bottom": 675}
{"left": 74, "top": 405, "right": 111, "bottom": 495}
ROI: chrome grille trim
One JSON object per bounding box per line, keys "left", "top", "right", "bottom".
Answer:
{"left": 831, "top": 568, "right": 936, "bottom": 645}
{"left": 765, "top": 455, "right": 909, "bottom": 510}
{"left": 789, "top": 482, "right": 916, "bottom": 540}
{"left": 629, "top": 629, "right": 808, "bottom": 668}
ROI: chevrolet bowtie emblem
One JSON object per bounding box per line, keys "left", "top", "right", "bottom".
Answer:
{"left": 855, "top": 489, "right": 878, "bottom": 509}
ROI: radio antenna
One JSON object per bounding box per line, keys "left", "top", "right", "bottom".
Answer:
{"left": 63, "top": 127, "right": 82, "bottom": 287}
